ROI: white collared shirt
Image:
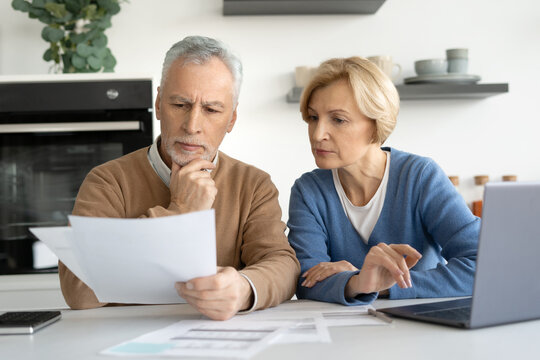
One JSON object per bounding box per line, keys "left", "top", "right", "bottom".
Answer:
{"left": 146, "top": 137, "right": 218, "bottom": 188}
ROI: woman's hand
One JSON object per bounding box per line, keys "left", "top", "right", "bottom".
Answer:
{"left": 346, "top": 243, "right": 422, "bottom": 298}
{"left": 301, "top": 260, "right": 358, "bottom": 288}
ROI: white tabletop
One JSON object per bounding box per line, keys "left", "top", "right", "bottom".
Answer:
{"left": 1, "top": 275, "right": 539, "bottom": 360}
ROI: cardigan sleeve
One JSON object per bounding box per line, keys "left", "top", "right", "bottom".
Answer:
{"left": 388, "top": 159, "right": 480, "bottom": 299}
{"left": 287, "top": 178, "right": 377, "bottom": 306}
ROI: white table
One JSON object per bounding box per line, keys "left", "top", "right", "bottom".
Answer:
{"left": 1, "top": 274, "right": 539, "bottom": 360}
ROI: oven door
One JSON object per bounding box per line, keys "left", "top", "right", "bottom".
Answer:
{"left": 0, "top": 111, "right": 153, "bottom": 273}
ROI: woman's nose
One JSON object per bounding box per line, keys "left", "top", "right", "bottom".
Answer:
{"left": 310, "top": 120, "right": 328, "bottom": 142}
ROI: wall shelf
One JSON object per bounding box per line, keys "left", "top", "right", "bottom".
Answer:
{"left": 286, "top": 83, "right": 509, "bottom": 103}
{"left": 223, "top": 0, "right": 386, "bottom": 16}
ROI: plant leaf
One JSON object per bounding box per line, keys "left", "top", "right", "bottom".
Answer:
{"left": 92, "top": 33, "right": 107, "bottom": 48}
{"left": 69, "top": 32, "right": 87, "bottom": 44}
{"left": 76, "top": 43, "right": 93, "bottom": 57}
{"left": 41, "top": 26, "right": 65, "bottom": 42}
{"left": 97, "top": 0, "right": 121, "bottom": 15}
{"left": 28, "top": 6, "right": 47, "bottom": 17}
{"left": 44, "top": 2, "right": 67, "bottom": 19}
{"left": 31, "top": 0, "right": 46, "bottom": 9}
{"left": 87, "top": 55, "right": 103, "bottom": 70}
{"left": 82, "top": 4, "right": 97, "bottom": 20}
{"left": 42, "top": 48, "right": 53, "bottom": 61}
{"left": 93, "top": 46, "right": 108, "bottom": 59}
{"left": 71, "top": 53, "right": 86, "bottom": 69}
{"left": 11, "top": 0, "right": 31, "bottom": 12}
{"left": 65, "top": 0, "right": 84, "bottom": 14}
{"left": 103, "top": 51, "right": 116, "bottom": 70}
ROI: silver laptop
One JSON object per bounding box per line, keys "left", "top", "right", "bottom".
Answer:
{"left": 379, "top": 182, "right": 540, "bottom": 329}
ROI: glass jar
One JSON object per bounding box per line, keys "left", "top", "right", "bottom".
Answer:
{"left": 472, "top": 175, "right": 489, "bottom": 217}
{"left": 502, "top": 175, "right": 517, "bottom": 182}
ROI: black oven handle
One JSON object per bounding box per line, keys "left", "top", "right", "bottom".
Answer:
{"left": 0, "top": 121, "right": 141, "bottom": 133}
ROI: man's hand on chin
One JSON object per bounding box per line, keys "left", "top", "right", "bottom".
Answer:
{"left": 175, "top": 266, "right": 253, "bottom": 321}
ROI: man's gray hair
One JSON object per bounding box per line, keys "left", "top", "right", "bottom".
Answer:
{"left": 160, "top": 35, "right": 243, "bottom": 105}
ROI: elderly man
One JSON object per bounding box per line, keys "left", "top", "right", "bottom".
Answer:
{"left": 59, "top": 36, "right": 300, "bottom": 320}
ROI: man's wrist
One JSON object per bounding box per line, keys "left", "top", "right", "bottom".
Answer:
{"left": 167, "top": 201, "right": 188, "bottom": 214}
{"left": 238, "top": 272, "right": 257, "bottom": 313}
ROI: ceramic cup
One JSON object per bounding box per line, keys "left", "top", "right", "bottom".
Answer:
{"left": 446, "top": 48, "right": 468, "bottom": 74}
{"left": 295, "top": 66, "right": 316, "bottom": 88}
{"left": 414, "top": 59, "right": 448, "bottom": 76}
{"left": 367, "top": 55, "right": 402, "bottom": 80}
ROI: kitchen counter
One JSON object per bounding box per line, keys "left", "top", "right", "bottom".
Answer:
{"left": 0, "top": 273, "right": 68, "bottom": 311}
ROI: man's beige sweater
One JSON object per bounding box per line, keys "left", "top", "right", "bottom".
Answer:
{"left": 59, "top": 147, "right": 300, "bottom": 311}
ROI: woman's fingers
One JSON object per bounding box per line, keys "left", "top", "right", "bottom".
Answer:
{"left": 378, "top": 244, "right": 422, "bottom": 288}
{"left": 370, "top": 246, "right": 408, "bottom": 288}
{"left": 301, "top": 261, "right": 358, "bottom": 288}
{"left": 390, "top": 244, "right": 422, "bottom": 269}
{"left": 303, "top": 266, "right": 331, "bottom": 287}
{"left": 377, "top": 244, "right": 412, "bottom": 287}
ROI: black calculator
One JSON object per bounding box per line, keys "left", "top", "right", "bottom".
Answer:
{"left": 0, "top": 311, "right": 61, "bottom": 334}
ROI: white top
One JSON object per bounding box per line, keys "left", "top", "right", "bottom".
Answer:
{"left": 332, "top": 151, "right": 390, "bottom": 243}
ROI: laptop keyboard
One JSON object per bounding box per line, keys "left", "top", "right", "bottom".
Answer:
{"left": 416, "top": 306, "right": 471, "bottom": 321}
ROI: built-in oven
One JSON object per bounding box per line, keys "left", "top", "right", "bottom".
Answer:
{"left": 0, "top": 76, "right": 153, "bottom": 274}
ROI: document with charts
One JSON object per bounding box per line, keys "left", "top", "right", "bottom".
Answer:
{"left": 101, "top": 319, "right": 291, "bottom": 359}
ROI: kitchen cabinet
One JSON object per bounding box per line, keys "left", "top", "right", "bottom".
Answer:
{"left": 286, "top": 83, "right": 509, "bottom": 102}
{"left": 223, "top": 0, "right": 386, "bottom": 15}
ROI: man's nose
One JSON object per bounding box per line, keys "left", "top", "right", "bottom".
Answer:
{"left": 183, "top": 107, "right": 203, "bottom": 134}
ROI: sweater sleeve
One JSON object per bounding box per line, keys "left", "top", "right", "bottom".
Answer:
{"left": 388, "top": 160, "right": 480, "bottom": 299}
{"left": 287, "top": 179, "right": 378, "bottom": 306}
{"left": 60, "top": 168, "right": 125, "bottom": 309}
{"left": 61, "top": 164, "right": 184, "bottom": 309}
{"left": 237, "top": 173, "right": 300, "bottom": 310}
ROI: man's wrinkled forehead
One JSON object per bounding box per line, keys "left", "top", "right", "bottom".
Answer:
{"left": 163, "top": 57, "right": 235, "bottom": 102}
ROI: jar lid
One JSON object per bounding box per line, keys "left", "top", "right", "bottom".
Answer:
{"left": 502, "top": 175, "right": 517, "bottom": 182}
{"left": 474, "top": 175, "right": 489, "bottom": 185}
{"left": 448, "top": 176, "right": 459, "bottom": 186}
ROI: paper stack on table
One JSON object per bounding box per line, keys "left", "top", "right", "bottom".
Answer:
{"left": 29, "top": 210, "right": 217, "bottom": 304}
{"left": 101, "top": 300, "right": 389, "bottom": 358}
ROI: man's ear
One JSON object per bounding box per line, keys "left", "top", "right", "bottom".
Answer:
{"left": 227, "top": 104, "right": 238, "bottom": 133}
{"left": 155, "top": 86, "right": 162, "bottom": 120}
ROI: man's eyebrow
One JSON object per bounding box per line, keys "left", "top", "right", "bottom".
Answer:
{"left": 202, "top": 101, "right": 225, "bottom": 108}
{"left": 167, "top": 96, "right": 224, "bottom": 108}
{"left": 168, "top": 95, "right": 192, "bottom": 103}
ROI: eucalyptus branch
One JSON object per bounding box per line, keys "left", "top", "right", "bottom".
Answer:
{"left": 12, "top": 0, "right": 125, "bottom": 73}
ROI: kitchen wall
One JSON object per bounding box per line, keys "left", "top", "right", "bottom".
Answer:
{"left": 1, "top": 0, "right": 539, "bottom": 216}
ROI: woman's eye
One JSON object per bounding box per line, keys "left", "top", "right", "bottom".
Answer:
{"left": 307, "top": 115, "right": 318, "bottom": 121}
{"left": 333, "top": 117, "right": 345, "bottom": 124}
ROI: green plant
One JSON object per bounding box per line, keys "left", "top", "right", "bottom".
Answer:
{"left": 12, "top": 0, "right": 124, "bottom": 73}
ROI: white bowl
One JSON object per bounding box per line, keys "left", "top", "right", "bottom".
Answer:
{"left": 415, "top": 59, "right": 447, "bottom": 76}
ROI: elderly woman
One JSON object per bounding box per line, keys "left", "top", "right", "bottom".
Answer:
{"left": 287, "top": 57, "right": 480, "bottom": 305}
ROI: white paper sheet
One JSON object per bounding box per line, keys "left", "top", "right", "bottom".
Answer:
{"left": 101, "top": 319, "right": 290, "bottom": 358}
{"left": 29, "top": 210, "right": 217, "bottom": 304}
{"left": 242, "top": 300, "right": 388, "bottom": 327}
{"left": 29, "top": 226, "right": 90, "bottom": 284}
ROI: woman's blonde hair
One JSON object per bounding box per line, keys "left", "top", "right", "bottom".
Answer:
{"left": 300, "top": 57, "right": 400, "bottom": 144}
